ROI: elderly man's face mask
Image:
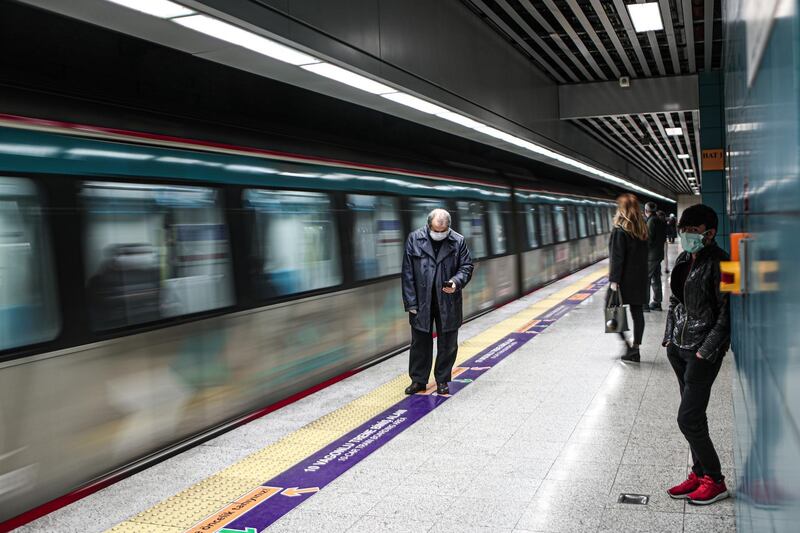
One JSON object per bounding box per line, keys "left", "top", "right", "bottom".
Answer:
{"left": 429, "top": 229, "right": 450, "bottom": 241}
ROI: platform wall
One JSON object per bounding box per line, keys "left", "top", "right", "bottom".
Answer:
{"left": 723, "top": 1, "right": 800, "bottom": 531}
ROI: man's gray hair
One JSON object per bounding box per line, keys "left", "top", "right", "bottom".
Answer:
{"left": 427, "top": 208, "right": 451, "bottom": 228}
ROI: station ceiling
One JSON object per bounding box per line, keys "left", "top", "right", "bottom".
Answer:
{"left": 465, "top": 0, "right": 722, "bottom": 195}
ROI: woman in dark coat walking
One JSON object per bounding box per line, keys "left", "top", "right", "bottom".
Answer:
{"left": 608, "top": 193, "right": 649, "bottom": 362}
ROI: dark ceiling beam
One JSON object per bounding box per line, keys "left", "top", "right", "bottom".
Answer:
{"left": 659, "top": 0, "right": 681, "bottom": 74}
{"left": 681, "top": 0, "right": 697, "bottom": 72}
{"left": 558, "top": 74, "right": 698, "bottom": 119}
{"left": 704, "top": 0, "right": 714, "bottom": 71}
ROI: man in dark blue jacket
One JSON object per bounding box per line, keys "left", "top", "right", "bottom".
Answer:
{"left": 402, "top": 209, "right": 474, "bottom": 395}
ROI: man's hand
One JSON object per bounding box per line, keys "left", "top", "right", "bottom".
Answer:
{"left": 696, "top": 352, "right": 704, "bottom": 360}
{"left": 610, "top": 282, "right": 619, "bottom": 291}
{"left": 442, "top": 280, "right": 456, "bottom": 294}
{"left": 409, "top": 308, "right": 417, "bottom": 315}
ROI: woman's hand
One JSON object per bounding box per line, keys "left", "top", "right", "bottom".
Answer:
{"left": 610, "top": 282, "right": 619, "bottom": 291}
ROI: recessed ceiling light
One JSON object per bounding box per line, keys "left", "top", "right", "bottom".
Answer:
{"left": 665, "top": 127, "right": 683, "bottom": 136}
{"left": 174, "top": 14, "right": 320, "bottom": 66}
{"left": 684, "top": 168, "right": 694, "bottom": 173}
{"left": 105, "top": 0, "right": 194, "bottom": 18}
{"left": 381, "top": 92, "right": 448, "bottom": 114}
{"left": 677, "top": 154, "right": 690, "bottom": 159}
{"left": 627, "top": 2, "right": 664, "bottom": 32}
{"left": 301, "top": 62, "right": 396, "bottom": 94}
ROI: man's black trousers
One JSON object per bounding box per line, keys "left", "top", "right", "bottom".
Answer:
{"left": 409, "top": 303, "right": 458, "bottom": 385}
{"left": 667, "top": 344, "right": 725, "bottom": 481}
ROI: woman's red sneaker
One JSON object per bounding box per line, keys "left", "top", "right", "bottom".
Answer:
{"left": 687, "top": 475, "right": 729, "bottom": 505}
{"left": 667, "top": 471, "right": 702, "bottom": 499}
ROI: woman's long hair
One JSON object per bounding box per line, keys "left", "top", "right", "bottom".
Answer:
{"left": 613, "top": 193, "right": 648, "bottom": 241}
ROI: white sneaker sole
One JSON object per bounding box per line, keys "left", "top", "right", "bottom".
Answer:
{"left": 688, "top": 490, "right": 730, "bottom": 505}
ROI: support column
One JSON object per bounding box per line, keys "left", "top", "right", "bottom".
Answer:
{"left": 698, "top": 72, "right": 729, "bottom": 253}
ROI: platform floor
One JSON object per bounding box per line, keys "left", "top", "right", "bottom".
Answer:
{"left": 20, "top": 245, "right": 736, "bottom": 533}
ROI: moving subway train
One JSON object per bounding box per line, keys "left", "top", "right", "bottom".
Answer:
{"left": 0, "top": 115, "right": 616, "bottom": 522}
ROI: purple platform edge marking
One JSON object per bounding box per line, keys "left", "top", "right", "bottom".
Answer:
{"left": 224, "top": 276, "right": 608, "bottom": 531}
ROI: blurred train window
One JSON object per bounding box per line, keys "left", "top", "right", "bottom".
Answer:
{"left": 522, "top": 204, "right": 539, "bottom": 249}
{"left": 553, "top": 206, "right": 568, "bottom": 243}
{"left": 487, "top": 202, "right": 509, "bottom": 255}
{"left": 538, "top": 205, "right": 554, "bottom": 246}
{"left": 245, "top": 189, "right": 341, "bottom": 299}
{"left": 348, "top": 195, "right": 402, "bottom": 279}
{"left": 81, "top": 182, "right": 233, "bottom": 331}
{"left": 410, "top": 197, "right": 445, "bottom": 230}
{"left": 576, "top": 206, "right": 588, "bottom": 238}
{"left": 566, "top": 206, "right": 578, "bottom": 240}
{"left": 456, "top": 201, "right": 488, "bottom": 259}
{"left": 0, "top": 177, "right": 60, "bottom": 351}
{"left": 606, "top": 207, "right": 615, "bottom": 230}
{"left": 594, "top": 208, "right": 604, "bottom": 234}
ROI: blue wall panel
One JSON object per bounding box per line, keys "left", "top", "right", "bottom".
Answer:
{"left": 724, "top": 1, "right": 800, "bottom": 531}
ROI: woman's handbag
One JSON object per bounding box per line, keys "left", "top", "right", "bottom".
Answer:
{"left": 605, "top": 288, "right": 629, "bottom": 334}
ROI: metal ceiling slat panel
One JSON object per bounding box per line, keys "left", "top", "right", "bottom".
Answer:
{"left": 462, "top": 0, "right": 721, "bottom": 194}
{"left": 611, "top": 0, "right": 653, "bottom": 77}
{"left": 588, "top": 0, "right": 637, "bottom": 77}
{"left": 650, "top": 112, "right": 692, "bottom": 192}
{"left": 515, "top": 0, "right": 596, "bottom": 81}
{"left": 470, "top": 0, "right": 568, "bottom": 82}
{"left": 564, "top": 0, "right": 621, "bottom": 78}
{"left": 618, "top": 115, "right": 683, "bottom": 190}
{"left": 659, "top": 0, "right": 682, "bottom": 74}
{"left": 541, "top": 0, "right": 608, "bottom": 79}
{"left": 636, "top": 114, "right": 688, "bottom": 190}
{"left": 681, "top": 0, "right": 697, "bottom": 72}
{"left": 674, "top": 112, "right": 700, "bottom": 191}
{"left": 494, "top": 0, "right": 581, "bottom": 82}
{"left": 691, "top": 110, "right": 704, "bottom": 189}
{"left": 584, "top": 117, "right": 675, "bottom": 187}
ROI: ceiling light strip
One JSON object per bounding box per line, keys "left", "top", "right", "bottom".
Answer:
{"left": 102, "top": 0, "right": 673, "bottom": 202}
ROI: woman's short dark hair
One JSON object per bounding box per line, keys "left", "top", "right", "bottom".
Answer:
{"left": 678, "top": 204, "right": 718, "bottom": 230}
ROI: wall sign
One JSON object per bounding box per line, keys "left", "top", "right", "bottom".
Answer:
{"left": 702, "top": 149, "right": 725, "bottom": 171}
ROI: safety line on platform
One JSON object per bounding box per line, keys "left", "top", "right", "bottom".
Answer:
{"left": 107, "top": 268, "right": 609, "bottom": 533}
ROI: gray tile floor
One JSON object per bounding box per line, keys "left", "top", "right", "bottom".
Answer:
{"left": 20, "top": 247, "right": 737, "bottom": 532}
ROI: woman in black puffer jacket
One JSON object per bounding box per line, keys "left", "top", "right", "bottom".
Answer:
{"left": 608, "top": 193, "right": 649, "bottom": 362}
{"left": 663, "top": 204, "right": 731, "bottom": 506}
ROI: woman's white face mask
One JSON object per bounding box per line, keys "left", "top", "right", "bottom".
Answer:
{"left": 429, "top": 229, "right": 450, "bottom": 241}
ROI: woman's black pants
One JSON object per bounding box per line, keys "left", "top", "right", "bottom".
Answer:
{"left": 667, "top": 344, "right": 725, "bottom": 481}
{"left": 618, "top": 304, "right": 645, "bottom": 346}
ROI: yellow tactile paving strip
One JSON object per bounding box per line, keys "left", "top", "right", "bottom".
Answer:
{"left": 108, "top": 267, "right": 608, "bottom": 532}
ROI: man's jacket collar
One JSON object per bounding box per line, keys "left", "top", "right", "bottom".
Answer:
{"left": 415, "top": 228, "right": 456, "bottom": 263}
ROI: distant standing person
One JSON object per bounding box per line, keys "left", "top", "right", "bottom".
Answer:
{"left": 402, "top": 208, "right": 474, "bottom": 395}
{"left": 666, "top": 213, "right": 678, "bottom": 243}
{"left": 645, "top": 202, "right": 667, "bottom": 311}
{"left": 608, "top": 193, "right": 649, "bottom": 362}
{"left": 664, "top": 204, "right": 731, "bottom": 505}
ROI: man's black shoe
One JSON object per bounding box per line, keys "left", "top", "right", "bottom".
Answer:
{"left": 404, "top": 382, "right": 426, "bottom": 395}
{"left": 650, "top": 302, "right": 663, "bottom": 311}
{"left": 643, "top": 306, "right": 651, "bottom": 313}
{"left": 436, "top": 382, "right": 450, "bottom": 395}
